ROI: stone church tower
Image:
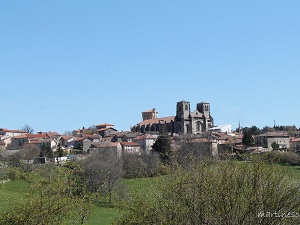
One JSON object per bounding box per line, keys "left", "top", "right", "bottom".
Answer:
{"left": 175, "top": 100, "right": 214, "bottom": 134}
{"left": 176, "top": 100, "right": 192, "bottom": 134}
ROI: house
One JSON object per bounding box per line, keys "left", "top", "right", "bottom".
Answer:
{"left": 60, "top": 135, "right": 73, "bottom": 147}
{"left": 10, "top": 133, "right": 48, "bottom": 149}
{"left": 25, "top": 139, "right": 51, "bottom": 151}
{"left": 89, "top": 142, "right": 122, "bottom": 157}
{"left": 255, "top": 132, "right": 290, "bottom": 151}
{"left": 290, "top": 138, "right": 300, "bottom": 151}
{"left": 96, "top": 123, "right": 115, "bottom": 129}
{"left": 98, "top": 127, "right": 118, "bottom": 138}
{"left": 0, "top": 128, "right": 26, "bottom": 149}
{"left": 120, "top": 142, "right": 141, "bottom": 155}
{"left": 133, "top": 134, "right": 158, "bottom": 153}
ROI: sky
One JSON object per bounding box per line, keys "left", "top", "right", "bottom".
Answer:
{"left": 1, "top": 0, "right": 300, "bottom": 134}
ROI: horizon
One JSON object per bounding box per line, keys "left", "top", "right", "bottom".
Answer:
{"left": 1, "top": 1, "right": 300, "bottom": 134}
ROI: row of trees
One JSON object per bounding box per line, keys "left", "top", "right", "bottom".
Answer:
{"left": 239, "top": 125, "right": 299, "bottom": 136}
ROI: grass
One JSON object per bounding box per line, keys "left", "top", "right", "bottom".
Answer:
{"left": 2, "top": 163, "right": 300, "bottom": 225}
{"left": 0, "top": 179, "right": 29, "bottom": 211}
{"left": 0, "top": 176, "right": 159, "bottom": 225}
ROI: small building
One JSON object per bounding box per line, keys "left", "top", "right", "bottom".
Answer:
{"left": 209, "top": 124, "right": 232, "bottom": 133}
{"left": 89, "top": 142, "right": 122, "bottom": 157}
{"left": 290, "top": 138, "right": 300, "bottom": 151}
{"left": 133, "top": 134, "right": 158, "bottom": 153}
{"left": 255, "top": 132, "right": 290, "bottom": 151}
{"left": 98, "top": 127, "right": 118, "bottom": 138}
{"left": 121, "top": 142, "right": 141, "bottom": 155}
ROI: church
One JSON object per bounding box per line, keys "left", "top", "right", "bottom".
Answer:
{"left": 131, "top": 100, "right": 214, "bottom": 135}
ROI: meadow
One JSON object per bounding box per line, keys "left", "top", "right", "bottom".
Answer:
{"left": 0, "top": 175, "right": 160, "bottom": 225}
{"left": 1, "top": 165, "right": 300, "bottom": 225}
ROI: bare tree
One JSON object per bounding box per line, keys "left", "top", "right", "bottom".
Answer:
{"left": 21, "top": 124, "right": 34, "bottom": 134}
{"left": 19, "top": 144, "right": 40, "bottom": 172}
{"left": 79, "top": 150, "right": 125, "bottom": 203}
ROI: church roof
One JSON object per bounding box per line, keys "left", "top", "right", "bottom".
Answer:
{"left": 136, "top": 116, "right": 175, "bottom": 126}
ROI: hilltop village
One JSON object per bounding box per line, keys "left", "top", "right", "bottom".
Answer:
{"left": 1, "top": 100, "right": 299, "bottom": 161}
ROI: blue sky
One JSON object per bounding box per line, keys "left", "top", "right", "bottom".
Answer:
{"left": 1, "top": 0, "right": 300, "bottom": 134}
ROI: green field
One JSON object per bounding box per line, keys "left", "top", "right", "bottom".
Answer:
{"left": 1, "top": 165, "right": 300, "bottom": 225}
{"left": 0, "top": 176, "right": 160, "bottom": 225}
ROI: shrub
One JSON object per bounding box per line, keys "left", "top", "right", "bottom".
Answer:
{"left": 263, "top": 151, "right": 300, "bottom": 165}
{"left": 116, "top": 159, "right": 300, "bottom": 225}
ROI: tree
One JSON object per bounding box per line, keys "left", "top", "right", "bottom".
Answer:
{"left": 40, "top": 143, "right": 53, "bottom": 158}
{"left": 152, "top": 132, "right": 172, "bottom": 164}
{"left": 116, "top": 160, "right": 300, "bottom": 225}
{"left": 271, "top": 141, "right": 279, "bottom": 150}
{"left": 55, "top": 144, "right": 64, "bottom": 165}
{"left": 19, "top": 144, "right": 40, "bottom": 172}
{"left": 0, "top": 166, "right": 94, "bottom": 225}
{"left": 21, "top": 124, "right": 34, "bottom": 134}
{"left": 242, "top": 131, "right": 254, "bottom": 147}
{"left": 78, "top": 150, "right": 125, "bottom": 203}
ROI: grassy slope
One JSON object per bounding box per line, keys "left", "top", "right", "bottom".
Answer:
{"left": 1, "top": 165, "right": 300, "bottom": 225}
{"left": 0, "top": 176, "right": 159, "bottom": 225}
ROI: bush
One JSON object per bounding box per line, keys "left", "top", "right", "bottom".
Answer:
{"left": 116, "top": 159, "right": 300, "bottom": 225}
{"left": 263, "top": 151, "right": 300, "bottom": 165}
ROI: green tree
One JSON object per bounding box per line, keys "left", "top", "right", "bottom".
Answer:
{"left": 152, "top": 132, "right": 172, "bottom": 164}
{"left": 271, "top": 141, "right": 279, "bottom": 150}
{"left": 0, "top": 166, "right": 94, "bottom": 225}
{"left": 242, "top": 131, "right": 254, "bottom": 147}
{"left": 116, "top": 160, "right": 300, "bottom": 225}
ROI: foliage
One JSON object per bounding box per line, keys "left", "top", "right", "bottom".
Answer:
{"left": 116, "top": 159, "right": 300, "bottom": 225}
{"left": 242, "top": 125, "right": 261, "bottom": 135}
{"left": 263, "top": 151, "right": 300, "bottom": 166}
{"left": 271, "top": 142, "right": 279, "bottom": 150}
{"left": 0, "top": 166, "right": 95, "bottom": 225}
{"left": 242, "top": 131, "right": 254, "bottom": 147}
{"left": 19, "top": 145, "right": 40, "bottom": 172}
{"left": 40, "top": 143, "right": 53, "bottom": 158}
{"left": 122, "top": 152, "right": 162, "bottom": 179}
{"left": 78, "top": 152, "right": 125, "bottom": 204}
{"left": 152, "top": 133, "right": 172, "bottom": 164}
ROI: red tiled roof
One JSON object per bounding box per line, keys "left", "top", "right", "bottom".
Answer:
{"left": 91, "top": 142, "right": 120, "bottom": 148}
{"left": 39, "top": 132, "right": 60, "bottom": 137}
{"left": 3, "top": 129, "right": 26, "bottom": 133}
{"left": 137, "top": 116, "right": 175, "bottom": 126}
{"left": 28, "top": 139, "right": 51, "bottom": 144}
{"left": 121, "top": 142, "right": 140, "bottom": 146}
{"left": 12, "top": 134, "right": 47, "bottom": 139}
{"left": 256, "top": 132, "right": 290, "bottom": 137}
{"left": 291, "top": 138, "right": 300, "bottom": 142}
{"left": 134, "top": 134, "right": 157, "bottom": 140}
{"left": 61, "top": 135, "right": 73, "bottom": 140}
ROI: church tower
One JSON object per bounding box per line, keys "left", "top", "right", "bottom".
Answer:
{"left": 197, "top": 102, "right": 210, "bottom": 118}
{"left": 176, "top": 100, "right": 191, "bottom": 134}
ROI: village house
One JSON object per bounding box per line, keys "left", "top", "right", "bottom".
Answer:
{"left": 133, "top": 134, "right": 158, "bottom": 153}
{"left": 10, "top": 133, "right": 48, "bottom": 149}
{"left": 0, "top": 128, "right": 26, "bottom": 149}
{"left": 120, "top": 142, "right": 141, "bottom": 155}
{"left": 88, "top": 142, "right": 122, "bottom": 157}
{"left": 255, "top": 132, "right": 290, "bottom": 151}
{"left": 290, "top": 137, "right": 300, "bottom": 151}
